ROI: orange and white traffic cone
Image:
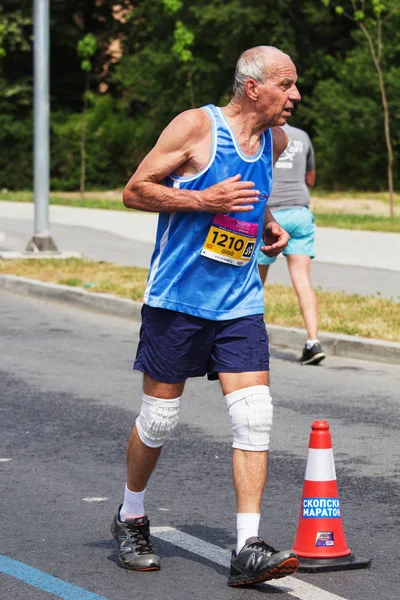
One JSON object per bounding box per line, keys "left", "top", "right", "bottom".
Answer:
{"left": 292, "top": 420, "right": 371, "bottom": 572}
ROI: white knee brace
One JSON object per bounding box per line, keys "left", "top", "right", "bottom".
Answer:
{"left": 135, "top": 393, "right": 181, "bottom": 448}
{"left": 225, "top": 385, "right": 273, "bottom": 451}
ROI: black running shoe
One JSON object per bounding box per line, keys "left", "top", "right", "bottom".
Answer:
{"left": 300, "top": 342, "right": 325, "bottom": 365}
{"left": 227, "top": 537, "right": 299, "bottom": 587}
{"left": 111, "top": 506, "right": 160, "bottom": 571}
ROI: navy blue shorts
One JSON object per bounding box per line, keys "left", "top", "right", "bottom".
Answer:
{"left": 133, "top": 305, "right": 270, "bottom": 383}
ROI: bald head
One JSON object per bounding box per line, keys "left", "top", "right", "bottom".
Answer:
{"left": 232, "top": 46, "right": 293, "bottom": 99}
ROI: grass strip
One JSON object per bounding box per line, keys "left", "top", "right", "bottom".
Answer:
{"left": 0, "top": 191, "right": 125, "bottom": 211}
{"left": 311, "top": 189, "right": 400, "bottom": 203}
{"left": 1, "top": 258, "right": 399, "bottom": 343}
{"left": 314, "top": 212, "right": 400, "bottom": 233}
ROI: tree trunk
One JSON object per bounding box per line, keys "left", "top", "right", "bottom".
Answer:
{"left": 80, "top": 74, "right": 90, "bottom": 198}
{"left": 378, "top": 70, "right": 394, "bottom": 218}
{"left": 359, "top": 22, "right": 394, "bottom": 218}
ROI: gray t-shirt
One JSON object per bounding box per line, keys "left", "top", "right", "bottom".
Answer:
{"left": 268, "top": 123, "right": 315, "bottom": 210}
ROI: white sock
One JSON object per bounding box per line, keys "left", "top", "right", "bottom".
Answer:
{"left": 119, "top": 484, "right": 146, "bottom": 521}
{"left": 306, "top": 339, "right": 319, "bottom": 349}
{"left": 236, "top": 513, "right": 261, "bottom": 554}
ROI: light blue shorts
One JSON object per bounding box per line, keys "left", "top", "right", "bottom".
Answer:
{"left": 257, "top": 207, "right": 315, "bottom": 265}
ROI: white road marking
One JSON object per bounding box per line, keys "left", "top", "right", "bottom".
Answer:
{"left": 82, "top": 497, "right": 108, "bottom": 502}
{"left": 152, "top": 526, "right": 350, "bottom": 600}
{"left": 0, "top": 458, "right": 12, "bottom": 462}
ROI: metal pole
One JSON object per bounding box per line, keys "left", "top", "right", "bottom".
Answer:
{"left": 34, "top": 0, "right": 49, "bottom": 234}
{"left": 27, "top": 0, "right": 58, "bottom": 252}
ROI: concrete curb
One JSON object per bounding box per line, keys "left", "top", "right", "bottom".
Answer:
{"left": 0, "top": 274, "right": 142, "bottom": 321}
{"left": 267, "top": 325, "right": 400, "bottom": 366}
{"left": 1, "top": 274, "right": 399, "bottom": 367}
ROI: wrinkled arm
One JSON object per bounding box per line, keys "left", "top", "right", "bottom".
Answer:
{"left": 122, "top": 110, "right": 205, "bottom": 213}
{"left": 260, "top": 207, "right": 290, "bottom": 257}
{"left": 123, "top": 109, "right": 259, "bottom": 214}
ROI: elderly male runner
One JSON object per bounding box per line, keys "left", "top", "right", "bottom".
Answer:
{"left": 111, "top": 45, "right": 301, "bottom": 587}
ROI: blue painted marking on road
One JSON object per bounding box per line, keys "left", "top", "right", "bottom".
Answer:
{"left": 0, "top": 555, "right": 110, "bottom": 600}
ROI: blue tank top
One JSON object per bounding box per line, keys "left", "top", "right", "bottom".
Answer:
{"left": 143, "top": 104, "right": 273, "bottom": 320}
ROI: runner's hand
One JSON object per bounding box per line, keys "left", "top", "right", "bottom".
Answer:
{"left": 200, "top": 174, "right": 259, "bottom": 213}
{"left": 260, "top": 221, "right": 290, "bottom": 257}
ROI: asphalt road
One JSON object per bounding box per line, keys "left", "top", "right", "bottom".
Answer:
{"left": 1, "top": 291, "right": 400, "bottom": 600}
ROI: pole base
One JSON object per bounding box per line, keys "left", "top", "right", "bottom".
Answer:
{"left": 25, "top": 235, "right": 58, "bottom": 253}
{"left": 298, "top": 553, "right": 371, "bottom": 573}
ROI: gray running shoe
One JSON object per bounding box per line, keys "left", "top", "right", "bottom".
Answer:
{"left": 227, "top": 537, "right": 299, "bottom": 586}
{"left": 111, "top": 507, "right": 160, "bottom": 571}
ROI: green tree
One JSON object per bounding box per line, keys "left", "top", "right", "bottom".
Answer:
{"left": 162, "top": 0, "right": 196, "bottom": 107}
{"left": 0, "top": 2, "right": 33, "bottom": 119}
{"left": 3, "top": 0, "right": 394, "bottom": 192}
{"left": 77, "top": 33, "right": 98, "bottom": 197}
{"left": 111, "top": 0, "right": 342, "bottom": 169}
{"left": 50, "top": 97, "right": 138, "bottom": 190}
{"left": 323, "top": 0, "right": 400, "bottom": 216}
{"left": 0, "top": 2, "right": 33, "bottom": 189}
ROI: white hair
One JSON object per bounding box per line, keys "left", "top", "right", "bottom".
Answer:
{"left": 232, "top": 46, "right": 291, "bottom": 98}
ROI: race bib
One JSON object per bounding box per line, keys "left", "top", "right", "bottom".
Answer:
{"left": 201, "top": 214, "right": 258, "bottom": 266}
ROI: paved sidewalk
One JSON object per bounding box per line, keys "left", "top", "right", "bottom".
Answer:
{"left": 1, "top": 201, "right": 400, "bottom": 271}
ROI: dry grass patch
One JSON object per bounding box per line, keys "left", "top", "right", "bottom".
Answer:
{"left": 0, "top": 258, "right": 148, "bottom": 302}
{"left": 264, "top": 284, "right": 400, "bottom": 342}
{"left": 1, "top": 259, "right": 399, "bottom": 343}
